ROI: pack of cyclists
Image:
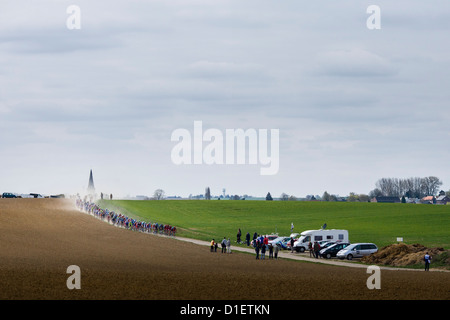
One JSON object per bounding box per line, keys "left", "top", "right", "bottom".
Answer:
{"left": 75, "top": 198, "right": 177, "bottom": 237}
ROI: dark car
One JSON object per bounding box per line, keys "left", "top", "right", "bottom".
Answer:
{"left": 2, "top": 192, "right": 17, "bottom": 198}
{"left": 319, "top": 241, "right": 336, "bottom": 250}
{"left": 319, "top": 242, "right": 350, "bottom": 259}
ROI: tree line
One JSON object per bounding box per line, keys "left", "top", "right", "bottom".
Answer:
{"left": 151, "top": 176, "right": 444, "bottom": 201}
{"left": 370, "top": 176, "right": 443, "bottom": 198}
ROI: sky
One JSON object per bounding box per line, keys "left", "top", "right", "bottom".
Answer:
{"left": 0, "top": 0, "right": 449, "bottom": 199}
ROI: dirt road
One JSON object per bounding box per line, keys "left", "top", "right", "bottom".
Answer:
{"left": 1, "top": 199, "right": 449, "bottom": 300}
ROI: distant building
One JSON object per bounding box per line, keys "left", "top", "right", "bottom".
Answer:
{"left": 371, "top": 196, "right": 401, "bottom": 203}
{"left": 136, "top": 195, "right": 150, "bottom": 200}
{"left": 405, "top": 197, "right": 421, "bottom": 204}
{"left": 436, "top": 195, "right": 450, "bottom": 205}
{"left": 421, "top": 196, "right": 436, "bottom": 204}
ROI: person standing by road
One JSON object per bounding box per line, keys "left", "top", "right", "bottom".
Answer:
{"left": 424, "top": 252, "right": 432, "bottom": 271}
{"left": 255, "top": 240, "right": 260, "bottom": 259}
{"left": 259, "top": 234, "right": 264, "bottom": 246}
{"left": 261, "top": 242, "right": 266, "bottom": 260}
{"left": 274, "top": 243, "right": 279, "bottom": 260}
{"left": 263, "top": 235, "right": 269, "bottom": 252}
{"left": 313, "top": 241, "right": 321, "bottom": 259}
{"left": 269, "top": 244, "right": 274, "bottom": 259}
{"left": 210, "top": 239, "right": 215, "bottom": 252}
{"left": 308, "top": 241, "right": 313, "bottom": 257}
{"left": 290, "top": 237, "right": 295, "bottom": 253}
{"left": 227, "top": 238, "right": 232, "bottom": 254}
{"left": 246, "top": 232, "right": 250, "bottom": 246}
{"left": 221, "top": 237, "right": 227, "bottom": 253}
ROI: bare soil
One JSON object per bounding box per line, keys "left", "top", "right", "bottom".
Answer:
{"left": 1, "top": 199, "right": 449, "bottom": 300}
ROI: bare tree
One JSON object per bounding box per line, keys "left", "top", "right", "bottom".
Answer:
{"left": 369, "top": 188, "right": 383, "bottom": 198}
{"left": 422, "top": 176, "right": 443, "bottom": 196}
{"left": 374, "top": 176, "right": 443, "bottom": 198}
{"left": 280, "top": 193, "right": 289, "bottom": 201}
{"left": 153, "top": 189, "right": 165, "bottom": 200}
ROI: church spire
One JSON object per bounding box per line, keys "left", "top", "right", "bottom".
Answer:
{"left": 87, "top": 169, "right": 95, "bottom": 194}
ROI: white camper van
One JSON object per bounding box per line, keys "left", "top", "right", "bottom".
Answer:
{"left": 293, "top": 229, "right": 349, "bottom": 252}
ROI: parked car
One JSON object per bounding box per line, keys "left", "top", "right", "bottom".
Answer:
{"left": 319, "top": 242, "right": 350, "bottom": 259}
{"left": 318, "top": 241, "right": 336, "bottom": 250}
{"left": 269, "top": 237, "right": 291, "bottom": 249}
{"left": 286, "top": 235, "right": 299, "bottom": 250}
{"left": 269, "top": 236, "right": 286, "bottom": 245}
{"left": 336, "top": 243, "right": 378, "bottom": 260}
{"left": 317, "top": 240, "right": 334, "bottom": 247}
{"left": 2, "top": 192, "right": 17, "bottom": 198}
{"left": 20, "top": 194, "right": 34, "bottom": 198}
{"left": 30, "top": 193, "right": 44, "bottom": 198}
{"left": 280, "top": 237, "right": 293, "bottom": 249}
{"left": 265, "top": 234, "right": 279, "bottom": 242}
{"left": 251, "top": 234, "right": 279, "bottom": 247}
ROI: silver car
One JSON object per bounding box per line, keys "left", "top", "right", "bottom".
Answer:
{"left": 336, "top": 243, "right": 378, "bottom": 260}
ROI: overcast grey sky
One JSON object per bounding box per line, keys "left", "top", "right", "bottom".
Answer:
{"left": 1, "top": 0, "right": 449, "bottom": 198}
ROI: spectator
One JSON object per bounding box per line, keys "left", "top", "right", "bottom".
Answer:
{"left": 269, "top": 244, "right": 274, "bottom": 259}
{"left": 261, "top": 242, "right": 266, "bottom": 260}
{"left": 221, "top": 237, "right": 227, "bottom": 253}
{"left": 255, "top": 241, "right": 260, "bottom": 259}
{"left": 258, "top": 234, "right": 264, "bottom": 245}
{"left": 290, "top": 237, "right": 295, "bottom": 253}
{"left": 263, "top": 236, "right": 269, "bottom": 251}
{"left": 210, "top": 239, "right": 215, "bottom": 252}
{"left": 313, "top": 241, "right": 321, "bottom": 259}
{"left": 424, "top": 252, "right": 432, "bottom": 271}
{"left": 227, "top": 238, "right": 231, "bottom": 254}
{"left": 274, "top": 244, "right": 279, "bottom": 260}
{"left": 246, "top": 232, "right": 250, "bottom": 246}
{"left": 308, "top": 241, "right": 313, "bottom": 257}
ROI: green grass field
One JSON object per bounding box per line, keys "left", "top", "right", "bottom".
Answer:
{"left": 97, "top": 200, "right": 450, "bottom": 249}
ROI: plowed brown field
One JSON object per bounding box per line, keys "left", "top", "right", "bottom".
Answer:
{"left": 1, "top": 199, "right": 449, "bottom": 300}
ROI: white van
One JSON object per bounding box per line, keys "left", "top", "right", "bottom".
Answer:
{"left": 293, "top": 229, "right": 349, "bottom": 252}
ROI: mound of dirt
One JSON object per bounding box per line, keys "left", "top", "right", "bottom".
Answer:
{"left": 361, "top": 243, "right": 447, "bottom": 267}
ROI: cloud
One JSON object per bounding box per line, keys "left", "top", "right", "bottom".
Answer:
{"left": 185, "top": 61, "right": 268, "bottom": 80}
{"left": 0, "top": 29, "right": 124, "bottom": 54}
{"left": 0, "top": 1, "right": 449, "bottom": 196}
{"left": 313, "top": 48, "right": 399, "bottom": 78}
